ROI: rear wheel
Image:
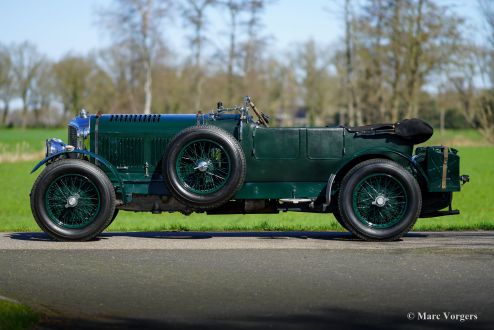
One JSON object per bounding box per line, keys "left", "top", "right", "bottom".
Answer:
{"left": 338, "top": 159, "right": 421, "bottom": 241}
{"left": 30, "top": 159, "right": 116, "bottom": 241}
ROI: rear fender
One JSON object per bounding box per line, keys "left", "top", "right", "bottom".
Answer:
{"left": 325, "top": 149, "right": 428, "bottom": 206}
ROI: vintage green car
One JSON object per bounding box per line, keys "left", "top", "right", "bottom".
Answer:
{"left": 30, "top": 97, "right": 468, "bottom": 241}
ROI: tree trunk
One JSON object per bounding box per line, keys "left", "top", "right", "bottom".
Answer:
{"left": 33, "top": 108, "right": 40, "bottom": 126}
{"left": 344, "top": 0, "right": 356, "bottom": 126}
{"left": 406, "top": 0, "right": 424, "bottom": 119}
{"left": 194, "top": 12, "right": 203, "bottom": 110}
{"left": 389, "top": 0, "right": 402, "bottom": 123}
{"left": 227, "top": 7, "right": 237, "bottom": 105}
{"left": 21, "top": 95, "right": 28, "bottom": 129}
{"left": 143, "top": 59, "right": 152, "bottom": 114}
{"left": 2, "top": 102, "right": 9, "bottom": 125}
{"left": 374, "top": 0, "right": 386, "bottom": 122}
{"left": 440, "top": 106, "right": 445, "bottom": 134}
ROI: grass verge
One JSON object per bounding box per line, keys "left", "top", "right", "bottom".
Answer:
{"left": 0, "top": 299, "right": 39, "bottom": 330}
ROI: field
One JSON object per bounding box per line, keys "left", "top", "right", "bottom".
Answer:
{"left": 0, "top": 128, "right": 492, "bottom": 232}
{"left": 0, "top": 128, "right": 66, "bottom": 162}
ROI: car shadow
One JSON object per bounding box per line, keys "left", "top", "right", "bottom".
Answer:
{"left": 36, "top": 306, "right": 489, "bottom": 330}
{"left": 6, "top": 231, "right": 428, "bottom": 242}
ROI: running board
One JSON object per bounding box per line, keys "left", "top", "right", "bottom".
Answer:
{"left": 279, "top": 198, "right": 313, "bottom": 204}
{"left": 420, "top": 210, "right": 460, "bottom": 218}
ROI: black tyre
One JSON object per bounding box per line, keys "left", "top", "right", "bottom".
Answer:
{"left": 332, "top": 209, "right": 348, "bottom": 231}
{"left": 30, "top": 159, "right": 116, "bottom": 241}
{"left": 164, "top": 125, "right": 246, "bottom": 209}
{"left": 105, "top": 209, "right": 119, "bottom": 229}
{"left": 338, "top": 159, "right": 421, "bottom": 241}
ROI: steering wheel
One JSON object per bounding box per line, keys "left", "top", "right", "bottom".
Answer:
{"left": 248, "top": 99, "right": 269, "bottom": 127}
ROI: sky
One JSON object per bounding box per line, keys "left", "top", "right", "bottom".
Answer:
{"left": 0, "top": 0, "right": 485, "bottom": 61}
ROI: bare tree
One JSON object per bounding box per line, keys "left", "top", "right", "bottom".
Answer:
{"left": 296, "top": 40, "right": 332, "bottom": 126}
{"left": 242, "top": 0, "right": 268, "bottom": 76}
{"left": 239, "top": 0, "right": 272, "bottom": 104}
{"left": 221, "top": 0, "right": 248, "bottom": 104}
{"left": 343, "top": 0, "right": 358, "bottom": 126}
{"left": 11, "top": 41, "right": 44, "bottom": 128}
{"left": 0, "top": 45, "right": 15, "bottom": 125}
{"left": 403, "top": 0, "right": 424, "bottom": 119}
{"left": 336, "top": 0, "right": 463, "bottom": 126}
{"left": 31, "top": 62, "right": 54, "bottom": 126}
{"left": 52, "top": 55, "right": 94, "bottom": 117}
{"left": 474, "top": 0, "right": 494, "bottom": 141}
{"left": 181, "top": 0, "right": 216, "bottom": 109}
{"left": 99, "top": 0, "right": 171, "bottom": 114}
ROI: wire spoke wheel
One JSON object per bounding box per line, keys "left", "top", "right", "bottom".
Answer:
{"left": 339, "top": 159, "right": 421, "bottom": 241}
{"left": 165, "top": 126, "right": 246, "bottom": 209}
{"left": 176, "top": 139, "right": 232, "bottom": 195}
{"left": 352, "top": 174, "right": 408, "bottom": 229}
{"left": 31, "top": 159, "right": 116, "bottom": 241}
{"left": 44, "top": 174, "right": 101, "bottom": 229}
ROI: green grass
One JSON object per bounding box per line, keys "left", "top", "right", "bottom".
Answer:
{"left": 0, "top": 300, "right": 39, "bottom": 330}
{"left": 419, "top": 129, "right": 488, "bottom": 147}
{"left": 0, "top": 147, "right": 492, "bottom": 232}
{"left": 0, "top": 128, "right": 66, "bottom": 155}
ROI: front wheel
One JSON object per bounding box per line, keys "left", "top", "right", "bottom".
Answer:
{"left": 30, "top": 159, "right": 116, "bottom": 241}
{"left": 338, "top": 159, "right": 421, "bottom": 241}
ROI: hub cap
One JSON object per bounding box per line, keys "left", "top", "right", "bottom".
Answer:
{"left": 195, "top": 160, "right": 211, "bottom": 172}
{"left": 176, "top": 139, "right": 232, "bottom": 194}
{"left": 44, "top": 174, "right": 100, "bottom": 229}
{"left": 352, "top": 174, "right": 408, "bottom": 229}
{"left": 372, "top": 195, "right": 388, "bottom": 207}
{"left": 65, "top": 194, "right": 80, "bottom": 208}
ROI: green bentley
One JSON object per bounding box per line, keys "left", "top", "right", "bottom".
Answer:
{"left": 30, "top": 97, "right": 468, "bottom": 241}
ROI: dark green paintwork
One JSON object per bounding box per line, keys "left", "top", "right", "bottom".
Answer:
{"left": 83, "top": 112, "right": 460, "bottom": 202}
{"left": 415, "top": 146, "right": 461, "bottom": 192}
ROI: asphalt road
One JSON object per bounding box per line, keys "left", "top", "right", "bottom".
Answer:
{"left": 1, "top": 231, "right": 493, "bottom": 330}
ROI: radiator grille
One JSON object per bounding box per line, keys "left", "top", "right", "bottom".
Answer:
{"left": 68, "top": 126, "right": 77, "bottom": 146}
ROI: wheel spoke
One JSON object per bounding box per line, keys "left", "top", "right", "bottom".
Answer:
{"left": 353, "top": 174, "right": 408, "bottom": 229}
{"left": 45, "top": 174, "right": 100, "bottom": 229}
{"left": 176, "top": 139, "right": 232, "bottom": 195}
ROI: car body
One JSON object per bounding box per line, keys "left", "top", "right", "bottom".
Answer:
{"left": 30, "top": 97, "right": 468, "bottom": 241}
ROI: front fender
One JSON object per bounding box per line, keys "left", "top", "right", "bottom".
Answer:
{"left": 31, "top": 150, "right": 127, "bottom": 203}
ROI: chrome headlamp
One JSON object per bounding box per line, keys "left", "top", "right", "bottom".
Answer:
{"left": 45, "top": 138, "right": 67, "bottom": 157}
{"left": 68, "top": 109, "right": 90, "bottom": 149}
